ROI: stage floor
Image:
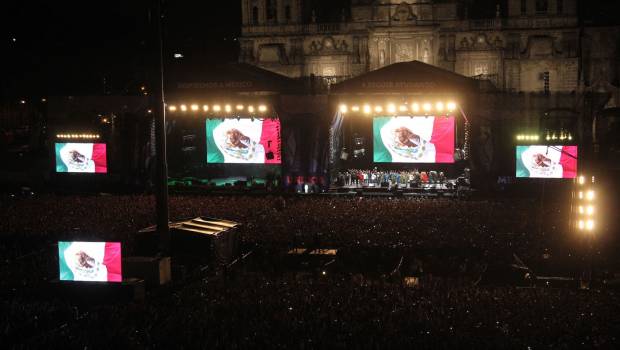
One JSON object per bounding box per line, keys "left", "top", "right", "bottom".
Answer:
{"left": 328, "top": 180, "right": 472, "bottom": 198}
{"left": 334, "top": 182, "right": 455, "bottom": 190}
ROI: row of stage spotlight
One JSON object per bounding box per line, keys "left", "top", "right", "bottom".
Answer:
{"left": 546, "top": 131, "right": 573, "bottom": 141}
{"left": 515, "top": 134, "right": 540, "bottom": 141}
{"left": 56, "top": 134, "right": 100, "bottom": 139}
{"left": 339, "top": 101, "right": 458, "bottom": 115}
{"left": 167, "top": 104, "right": 268, "bottom": 114}
{"left": 515, "top": 132, "right": 573, "bottom": 142}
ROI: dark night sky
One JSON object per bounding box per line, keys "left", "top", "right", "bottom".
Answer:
{"left": 1, "top": 0, "right": 618, "bottom": 99}
{"left": 1, "top": 1, "right": 241, "bottom": 98}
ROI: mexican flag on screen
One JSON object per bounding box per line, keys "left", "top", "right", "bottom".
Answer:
{"left": 516, "top": 145, "right": 578, "bottom": 178}
{"left": 58, "top": 242, "right": 122, "bottom": 282}
{"left": 55, "top": 143, "right": 107, "bottom": 173}
{"left": 373, "top": 116, "right": 455, "bottom": 163}
{"left": 206, "top": 119, "right": 281, "bottom": 164}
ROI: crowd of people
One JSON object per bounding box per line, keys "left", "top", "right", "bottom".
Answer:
{"left": 1, "top": 193, "right": 619, "bottom": 348}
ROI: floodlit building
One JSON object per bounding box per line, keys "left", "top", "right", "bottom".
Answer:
{"left": 239, "top": 0, "right": 619, "bottom": 93}
{"left": 238, "top": 0, "right": 620, "bottom": 178}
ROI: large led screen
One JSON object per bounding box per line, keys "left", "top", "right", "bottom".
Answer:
{"left": 206, "top": 119, "right": 281, "bottom": 164}
{"left": 373, "top": 116, "right": 455, "bottom": 163}
{"left": 58, "top": 242, "right": 122, "bottom": 282}
{"left": 516, "top": 145, "right": 578, "bottom": 178}
{"left": 55, "top": 143, "right": 107, "bottom": 173}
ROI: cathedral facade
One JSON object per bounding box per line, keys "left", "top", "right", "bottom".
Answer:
{"left": 239, "top": 0, "right": 619, "bottom": 93}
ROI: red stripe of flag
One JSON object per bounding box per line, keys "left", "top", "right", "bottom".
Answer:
{"left": 259, "top": 119, "right": 282, "bottom": 164}
{"left": 559, "top": 146, "right": 578, "bottom": 179}
{"left": 429, "top": 116, "right": 455, "bottom": 163}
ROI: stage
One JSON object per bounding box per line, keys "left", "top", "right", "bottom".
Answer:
{"left": 327, "top": 181, "right": 473, "bottom": 198}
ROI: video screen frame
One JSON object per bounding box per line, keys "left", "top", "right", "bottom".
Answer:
{"left": 373, "top": 116, "right": 455, "bottom": 163}
{"left": 54, "top": 142, "right": 108, "bottom": 173}
{"left": 515, "top": 145, "right": 578, "bottom": 179}
{"left": 58, "top": 241, "right": 122, "bottom": 282}
{"left": 205, "top": 118, "right": 282, "bottom": 164}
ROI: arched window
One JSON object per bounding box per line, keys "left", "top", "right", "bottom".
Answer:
{"left": 521, "top": 0, "right": 527, "bottom": 14}
{"left": 535, "top": 0, "right": 548, "bottom": 14}
{"left": 266, "top": 0, "right": 277, "bottom": 21}
{"left": 252, "top": 6, "right": 259, "bottom": 24}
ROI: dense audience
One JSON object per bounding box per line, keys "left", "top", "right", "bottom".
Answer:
{"left": 1, "top": 194, "right": 619, "bottom": 348}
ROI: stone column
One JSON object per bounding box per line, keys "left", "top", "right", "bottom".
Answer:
{"left": 260, "top": 0, "right": 267, "bottom": 24}
{"left": 241, "top": 0, "right": 249, "bottom": 25}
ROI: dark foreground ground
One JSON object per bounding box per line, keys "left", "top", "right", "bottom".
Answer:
{"left": 1, "top": 194, "right": 619, "bottom": 348}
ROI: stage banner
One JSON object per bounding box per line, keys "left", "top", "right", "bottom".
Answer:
{"left": 55, "top": 143, "right": 107, "bottom": 173}
{"left": 206, "top": 119, "right": 281, "bottom": 164}
{"left": 516, "top": 145, "right": 578, "bottom": 178}
{"left": 373, "top": 116, "right": 455, "bottom": 163}
{"left": 58, "top": 242, "right": 122, "bottom": 282}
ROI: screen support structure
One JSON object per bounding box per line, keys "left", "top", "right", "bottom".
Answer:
{"left": 150, "top": 0, "right": 170, "bottom": 255}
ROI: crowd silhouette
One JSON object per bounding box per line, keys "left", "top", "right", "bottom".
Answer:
{"left": 1, "top": 194, "right": 619, "bottom": 348}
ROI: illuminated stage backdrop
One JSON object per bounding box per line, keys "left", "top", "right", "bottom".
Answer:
{"left": 516, "top": 145, "right": 578, "bottom": 179}
{"left": 206, "top": 119, "right": 281, "bottom": 164}
{"left": 55, "top": 143, "right": 107, "bottom": 173}
{"left": 373, "top": 116, "right": 455, "bottom": 163}
{"left": 58, "top": 242, "right": 122, "bottom": 282}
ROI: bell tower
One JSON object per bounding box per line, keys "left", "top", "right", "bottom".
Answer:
{"left": 507, "top": 0, "right": 577, "bottom": 17}
{"left": 242, "top": 0, "right": 302, "bottom": 26}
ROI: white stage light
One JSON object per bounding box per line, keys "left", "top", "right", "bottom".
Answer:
{"left": 435, "top": 102, "right": 444, "bottom": 112}
{"left": 422, "top": 103, "right": 432, "bottom": 113}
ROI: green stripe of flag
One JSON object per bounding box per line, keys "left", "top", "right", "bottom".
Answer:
{"left": 206, "top": 120, "right": 225, "bottom": 163}
{"left": 373, "top": 117, "right": 392, "bottom": 163}
{"left": 515, "top": 146, "right": 530, "bottom": 178}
